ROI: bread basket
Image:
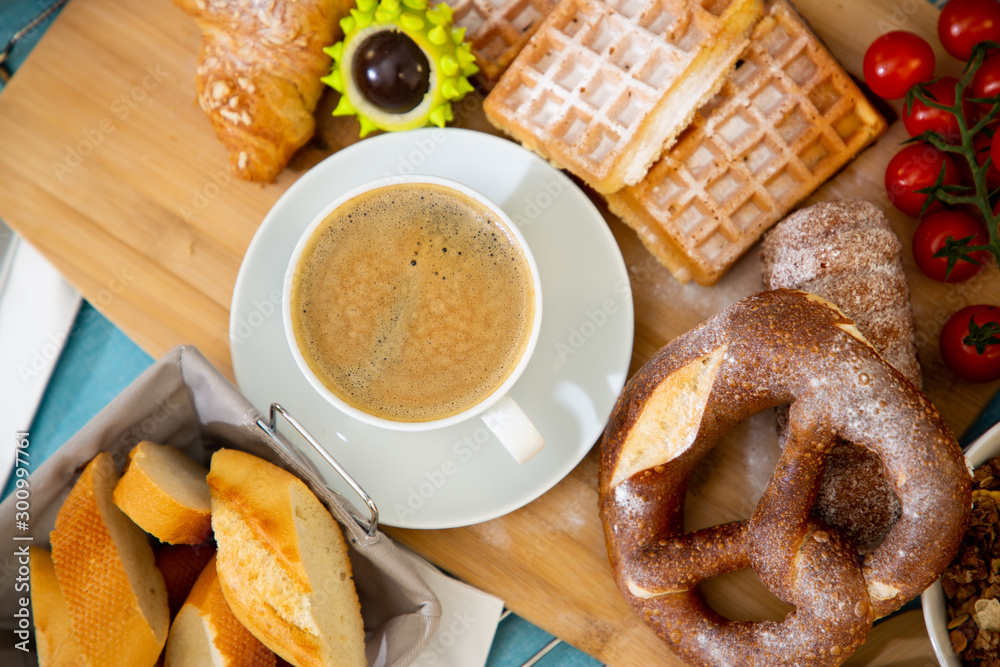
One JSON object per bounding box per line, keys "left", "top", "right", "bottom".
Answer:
{"left": 0, "top": 345, "right": 441, "bottom": 665}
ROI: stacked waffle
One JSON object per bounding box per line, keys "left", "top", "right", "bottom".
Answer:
{"left": 482, "top": 0, "right": 764, "bottom": 193}
{"left": 446, "top": 0, "right": 560, "bottom": 82}
{"left": 481, "top": 0, "right": 886, "bottom": 285}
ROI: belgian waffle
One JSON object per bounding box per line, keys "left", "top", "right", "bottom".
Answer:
{"left": 605, "top": 0, "right": 886, "bottom": 285}
{"left": 483, "top": 0, "right": 765, "bottom": 194}
{"left": 445, "top": 0, "right": 559, "bottom": 82}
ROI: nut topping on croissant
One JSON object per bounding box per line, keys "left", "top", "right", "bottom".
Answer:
{"left": 176, "top": 0, "right": 352, "bottom": 182}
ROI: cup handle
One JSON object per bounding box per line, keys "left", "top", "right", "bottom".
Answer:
{"left": 481, "top": 394, "right": 544, "bottom": 463}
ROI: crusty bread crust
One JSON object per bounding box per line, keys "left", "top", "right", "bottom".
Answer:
{"left": 156, "top": 543, "right": 219, "bottom": 617}
{"left": 50, "top": 452, "right": 169, "bottom": 667}
{"left": 207, "top": 449, "right": 365, "bottom": 667}
{"left": 165, "top": 555, "right": 276, "bottom": 667}
{"left": 30, "top": 547, "right": 85, "bottom": 667}
{"left": 113, "top": 441, "right": 213, "bottom": 545}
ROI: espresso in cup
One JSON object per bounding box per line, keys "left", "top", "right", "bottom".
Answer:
{"left": 289, "top": 181, "right": 536, "bottom": 423}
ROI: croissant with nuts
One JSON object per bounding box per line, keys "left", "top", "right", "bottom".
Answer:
{"left": 176, "top": 0, "right": 351, "bottom": 182}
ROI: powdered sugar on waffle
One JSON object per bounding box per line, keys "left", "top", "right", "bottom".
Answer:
{"left": 605, "top": 0, "right": 885, "bottom": 285}
{"left": 445, "top": 0, "right": 559, "bottom": 81}
{"left": 484, "top": 0, "right": 764, "bottom": 193}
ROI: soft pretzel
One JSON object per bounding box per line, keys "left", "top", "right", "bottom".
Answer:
{"left": 599, "top": 289, "right": 970, "bottom": 666}
{"left": 175, "top": 0, "right": 350, "bottom": 182}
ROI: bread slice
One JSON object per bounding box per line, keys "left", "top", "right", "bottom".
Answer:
{"left": 30, "top": 547, "right": 86, "bottom": 667}
{"left": 207, "top": 449, "right": 365, "bottom": 667}
{"left": 113, "top": 441, "right": 213, "bottom": 545}
{"left": 50, "top": 451, "right": 169, "bottom": 667}
{"left": 164, "top": 554, "right": 276, "bottom": 667}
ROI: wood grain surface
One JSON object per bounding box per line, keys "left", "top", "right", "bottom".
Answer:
{"left": 0, "top": 0, "right": 990, "bottom": 663}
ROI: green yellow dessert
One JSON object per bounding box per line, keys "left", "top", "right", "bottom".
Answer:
{"left": 322, "top": 0, "right": 479, "bottom": 136}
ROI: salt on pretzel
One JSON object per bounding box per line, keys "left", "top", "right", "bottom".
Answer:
{"left": 599, "top": 289, "right": 971, "bottom": 666}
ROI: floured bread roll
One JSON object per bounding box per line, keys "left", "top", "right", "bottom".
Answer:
{"left": 760, "top": 199, "right": 920, "bottom": 553}
{"left": 761, "top": 200, "right": 921, "bottom": 384}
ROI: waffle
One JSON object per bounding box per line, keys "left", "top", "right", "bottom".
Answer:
{"left": 605, "top": 0, "right": 886, "bottom": 285}
{"left": 483, "top": 0, "right": 765, "bottom": 194}
{"left": 445, "top": 0, "right": 559, "bottom": 82}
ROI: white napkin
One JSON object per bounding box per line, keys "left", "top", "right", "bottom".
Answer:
{"left": 0, "top": 226, "right": 80, "bottom": 489}
{"left": 397, "top": 544, "right": 506, "bottom": 667}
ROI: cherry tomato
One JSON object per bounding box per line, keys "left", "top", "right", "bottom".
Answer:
{"left": 940, "top": 304, "right": 1000, "bottom": 382}
{"left": 863, "top": 31, "right": 936, "bottom": 99}
{"left": 912, "top": 210, "right": 990, "bottom": 281}
{"left": 884, "top": 143, "right": 962, "bottom": 217}
{"left": 971, "top": 50, "right": 1000, "bottom": 116}
{"left": 903, "top": 77, "right": 976, "bottom": 142}
{"left": 939, "top": 0, "right": 1000, "bottom": 61}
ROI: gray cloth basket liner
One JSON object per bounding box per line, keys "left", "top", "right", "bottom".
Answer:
{"left": 0, "top": 345, "right": 441, "bottom": 666}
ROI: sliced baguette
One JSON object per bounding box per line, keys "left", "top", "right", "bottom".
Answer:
{"left": 30, "top": 547, "right": 86, "bottom": 667}
{"left": 50, "top": 451, "right": 169, "bottom": 667}
{"left": 164, "top": 554, "right": 276, "bottom": 667}
{"left": 207, "top": 449, "right": 365, "bottom": 667}
{"left": 113, "top": 441, "right": 212, "bottom": 545}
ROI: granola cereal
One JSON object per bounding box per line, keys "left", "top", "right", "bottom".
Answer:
{"left": 942, "top": 454, "right": 1000, "bottom": 666}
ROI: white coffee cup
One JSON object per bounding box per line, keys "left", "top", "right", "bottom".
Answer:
{"left": 283, "top": 175, "right": 544, "bottom": 463}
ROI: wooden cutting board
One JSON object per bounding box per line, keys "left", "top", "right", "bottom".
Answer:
{"left": 0, "top": 0, "right": 993, "bottom": 663}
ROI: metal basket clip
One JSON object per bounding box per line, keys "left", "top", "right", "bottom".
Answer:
{"left": 258, "top": 403, "right": 379, "bottom": 537}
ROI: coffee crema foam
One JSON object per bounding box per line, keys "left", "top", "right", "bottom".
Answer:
{"left": 291, "top": 183, "right": 535, "bottom": 422}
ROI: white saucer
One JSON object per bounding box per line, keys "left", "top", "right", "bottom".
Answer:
{"left": 230, "top": 128, "right": 634, "bottom": 529}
